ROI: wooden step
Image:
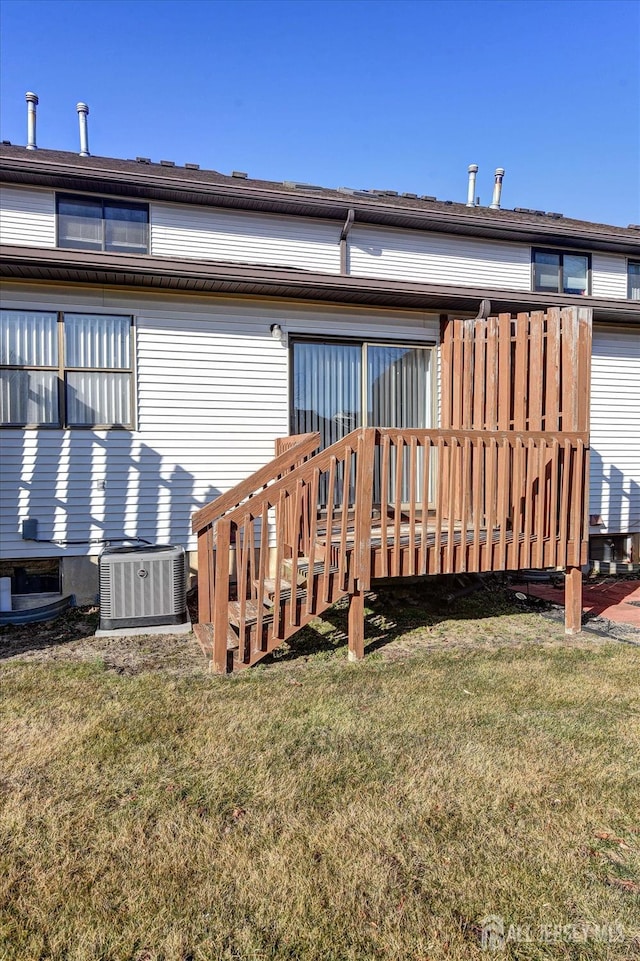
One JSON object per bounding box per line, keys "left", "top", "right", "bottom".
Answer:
{"left": 281, "top": 558, "right": 309, "bottom": 586}
{"left": 253, "top": 577, "right": 293, "bottom": 606}
{"left": 228, "top": 588, "right": 320, "bottom": 627}
{"left": 193, "top": 621, "right": 241, "bottom": 655}
{"left": 282, "top": 557, "right": 338, "bottom": 584}
{"left": 229, "top": 572, "right": 343, "bottom": 630}
{"left": 228, "top": 599, "right": 270, "bottom": 627}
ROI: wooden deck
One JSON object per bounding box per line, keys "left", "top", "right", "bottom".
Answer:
{"left": 192, "top": 307, "right": 592, "bottom": 673}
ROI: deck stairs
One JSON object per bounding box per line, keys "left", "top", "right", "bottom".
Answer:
{"left": 196, "top": 547, "right": 347, "bottom": 672}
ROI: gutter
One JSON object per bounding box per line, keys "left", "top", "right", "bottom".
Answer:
{"left": 2, "top": 245, "right": 639, "bottom": 322}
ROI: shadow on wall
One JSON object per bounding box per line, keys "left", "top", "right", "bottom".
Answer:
{"left": 590, "top": 448, "right": 640, "bottom": 537}
{"left": 5, "top": 374, "right": 219, "bottom": 575}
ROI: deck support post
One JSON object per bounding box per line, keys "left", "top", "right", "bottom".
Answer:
{"left": 197, "top": 526, "right": 214, "bottom": 625}
{"left": 565, "top": 566, "right": 583, "bottom": 634}
{"left": 348, "top": 586, "right": 365, "bottom": 661}
{"left": 212, "top": 519, "right": 232, "bottom": 673}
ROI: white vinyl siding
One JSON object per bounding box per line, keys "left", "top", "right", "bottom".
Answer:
{"left": 591, "top": 253, "right": 628, "bottom": 299}
{"left": 0, "top": 185, "right": 56, "bottom": 248}
{"left": 150, "top": 202, "right": 341, "bottom": 273}
{"left": 589, "top": 324, "right": 640, "bottom": 533}
{"left": 1, "top": 184, "right": 633, "bottom": 302}
{"left": 0, "top": 282, "right": 438, "bottom": 558}
{"left": 348, "top": 224, "right": 532, "bottom": 290}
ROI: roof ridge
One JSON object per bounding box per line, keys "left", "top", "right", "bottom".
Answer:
{"left": 0, "top": 144, "right": 637, "bottom": 240}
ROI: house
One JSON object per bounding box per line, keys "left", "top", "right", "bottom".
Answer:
{"left": 1, "top": 106, "right": 639, "bottom": 669}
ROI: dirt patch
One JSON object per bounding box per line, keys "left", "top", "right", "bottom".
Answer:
{"left": 0, "top": 606, "right": 207, "bottom": 677}
{"left": 2, "top": 578, "right": 637, "bottom": 676}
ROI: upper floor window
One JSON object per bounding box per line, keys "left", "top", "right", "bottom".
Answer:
{"left": 57, "top": 194, "right": 149, "bottom": 254}
{"left": 532, "top": 249, "right": 590, "bottom": 296}
{"left": 629, "top": 261, "right": 640, "bottom": 300}
{"left": 0, "top": 309, "right": 134, "bottom": 428}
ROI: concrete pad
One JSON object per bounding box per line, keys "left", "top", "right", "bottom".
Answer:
{"left": 511, "top": 579, "right": 640, "bottom": 629}
{"left": 95, "top": 620, "right": 192, "bottom": 639}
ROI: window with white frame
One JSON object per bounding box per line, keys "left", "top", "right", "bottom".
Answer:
{"left": 629, "top": 261, "right": 640, "bottom": 300}
{"left": 57, "top": 194, "right": 149, "bottom": 254}
{"left": 0, "top": 310, "right": 134, "bottom": 427}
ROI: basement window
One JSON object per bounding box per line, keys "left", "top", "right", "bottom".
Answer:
{"left": 629, "top": 261, "right": 640, "bottom": 300}
{"left": 57, "top": 194, "right": 149, "bottom": 254}
{"left": 0, "top": 558, "right": 61, "bottom": 595}
{"left": 532, "top": 249, "right": 590, "bottom": 296}
{"left": 0, "top": 309, "right": 134, "bottom": 428}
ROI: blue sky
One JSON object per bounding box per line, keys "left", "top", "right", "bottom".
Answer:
{"left": 1, "top": 0, "right": 638, "bottom": 226}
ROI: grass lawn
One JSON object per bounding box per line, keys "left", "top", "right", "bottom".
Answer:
{"left": 1, "top": 584, "right": 639, "bottom": 960}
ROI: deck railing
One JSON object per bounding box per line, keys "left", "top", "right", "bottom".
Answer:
{"left": 370, "top": 428, "right": 588, "bottom": 578}
{"left": 193, "top": 426, "right": 589, "bottom": 670}
{"left": 192, "top": 431, "right": 320, "bottom": 627}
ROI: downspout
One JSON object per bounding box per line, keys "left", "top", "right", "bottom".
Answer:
{"left": 340, "top": 208, "right": 355, "bottom": 275}
{"left": 475, "top": 298, "right": 491, "bottom": 320}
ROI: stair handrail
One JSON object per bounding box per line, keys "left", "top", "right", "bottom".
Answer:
{"left": 191, "top": 432, "right": 320, "bottom": 534}
{"left": 220, "top": 427, "right": 376, "bottom": 591}
{"left": 221, "top": 428, "right": 367, "bottom": 526}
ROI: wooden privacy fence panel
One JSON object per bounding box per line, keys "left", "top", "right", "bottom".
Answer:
{"left": 441, "top": 306, "right": 592, "bottom": 433}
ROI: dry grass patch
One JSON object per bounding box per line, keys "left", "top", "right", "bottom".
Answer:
{"left": 1, "top": 594, "right": 639, "bottom": 960}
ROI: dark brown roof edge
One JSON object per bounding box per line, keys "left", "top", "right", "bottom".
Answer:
{"left": 1, "top": 149, "right": 638, "bottom": 254}
{"left": 2, "top": 245, "right": 638, "bottom": 324}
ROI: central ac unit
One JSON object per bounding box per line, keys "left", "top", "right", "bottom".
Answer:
{"left": 99, "top": 544, "right": 187, "bottom": 631}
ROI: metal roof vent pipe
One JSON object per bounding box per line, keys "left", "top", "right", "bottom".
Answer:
{"left": 466, "top": 164, "right": 478, "bottom": 207}
{"left": 77, "top": 102, "right": 90, "bottom": 157}
{"left": 25, "top": 92, "right": 38, "bottom": 150}
{"left": 489, "top": 167, "right": 505, "bottom": 210}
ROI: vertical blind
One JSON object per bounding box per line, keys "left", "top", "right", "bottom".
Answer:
{"left": 0, "top": 370, "right": 58, "bottom": 425}
{"left": 367, "top": 345, "right": 430, "bottom": 429}
{"left": 292, "top": 342, "right": 362, "bottom": 447}
{"left": 0, "top": 310, "right": 59, "bottom": 424}
{"left": 66, "top": 371, "right": 131, "bottom": 425}
{"left": 0, "top": 310, "right": 132, "bottom": 426}
{"left": 64, "top": 314, "right": 131, "bottom": 425}
{"left": 292, "top": 340, "right": 431, "bottom": 446}
{"left": 0, "top": 310, "right": 58, "bottom": 367}
{"left": 64, "top": 314, "right": 130, "bottom": 369}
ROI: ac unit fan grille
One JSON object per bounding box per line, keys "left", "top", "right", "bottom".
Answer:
{"left": 99, "top": 546, "right": 186, "bottom": 629}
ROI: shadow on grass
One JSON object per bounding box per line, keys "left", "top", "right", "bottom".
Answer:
{"left": 262, "top": 575, "right": 549, "bottom": 666}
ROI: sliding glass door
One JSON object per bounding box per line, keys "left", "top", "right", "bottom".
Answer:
{"left": 292, "top": 339, "right": 432, "bottom": 442}
{"left": 291, "top": 339, "right": 433, "bottom": 505}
